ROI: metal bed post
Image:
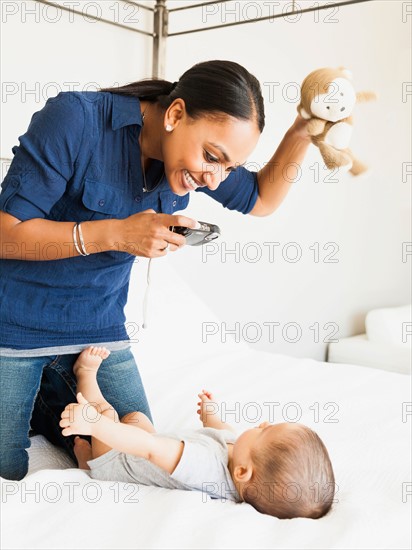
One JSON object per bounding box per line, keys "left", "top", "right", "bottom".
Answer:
{"left": 152, "top": 0, "right": 168, "bottom": 78}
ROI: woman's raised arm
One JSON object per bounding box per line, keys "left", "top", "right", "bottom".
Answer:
{"left": 250, "top": 115, "right": 311, "bottom": 217}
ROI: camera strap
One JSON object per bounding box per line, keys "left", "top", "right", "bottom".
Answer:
{"left": 142, "top": 259, "right": 152, "bottom": 329}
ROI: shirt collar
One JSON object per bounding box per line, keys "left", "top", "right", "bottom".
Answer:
{"left": 111, "top": 93, "right": 143, "bottom": 131}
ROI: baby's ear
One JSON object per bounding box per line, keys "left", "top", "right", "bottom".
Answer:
{"left": 234, "top": 464, "right": 253, "bottom": 483}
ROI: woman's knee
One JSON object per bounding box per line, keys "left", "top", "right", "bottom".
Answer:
{"left": 0, "top": 447, "right": 29, "bottom": 480}
{"left": 0, "top": 355, "right": 47, "bottom": 479}
{"left": 0, "top": 412, "right": 33, "bottom": 480}
{"left": 0, "top": 404, "right": 35, "bottom": 481}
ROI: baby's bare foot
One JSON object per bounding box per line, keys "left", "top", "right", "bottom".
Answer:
{"left": 73, "top": 436, "right": 92, "bottom": 470}
{"left": 73, "top": 346, "right": 110, "bottom": 377}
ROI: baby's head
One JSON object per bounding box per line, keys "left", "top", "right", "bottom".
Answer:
{"left": 230, "top": 422, "right": 335, "bottom": 519}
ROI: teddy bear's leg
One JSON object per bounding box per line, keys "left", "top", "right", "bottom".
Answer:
{"left": 324, "top": 122, "right": 352, "bottom": 149}
{"left": 318, "top": 142, "right": 353, "bottom": 170}
{"left": 349, "top": 159, "right": 368, "bottom": 176}
{"left": 344, "top": 148, "right": 368, "bottom": 176}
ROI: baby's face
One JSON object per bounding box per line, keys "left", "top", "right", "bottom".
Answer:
{"left": 232, "top": 422, "right": 296, "bottom": 465}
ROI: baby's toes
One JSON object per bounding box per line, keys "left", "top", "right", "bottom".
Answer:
{"left": 88, "top": 346, "right": 110, "bottom": 360}
{"left": 101, "top": 348, "right": 111, "bottom": 360}
{"left": 95, "top": 346, "right": 109, "bottom": 360}
{"left": 77, "top": 347, "right": 94, "bottom": 362}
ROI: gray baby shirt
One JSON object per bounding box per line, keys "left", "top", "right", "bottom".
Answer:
{"left": 87, "top": 426, "right": 241, "bottom": 502}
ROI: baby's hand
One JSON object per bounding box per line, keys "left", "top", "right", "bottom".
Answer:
{"left": 197, "top": 389, "right": 219, "bottom": 427}
{"left": 59, "top": 392, "right": 101, "bottom": 437}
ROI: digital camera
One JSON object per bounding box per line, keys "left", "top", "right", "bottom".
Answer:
{"left": 170, "top": 221, "right": 221, "bottom": 246}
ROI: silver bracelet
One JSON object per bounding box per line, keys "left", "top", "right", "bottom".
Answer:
{"left": 77, "top": 222, "right": 90, "bottom": 256}
{"left": 73, "top": 223, "right": 86, "bottom": 256}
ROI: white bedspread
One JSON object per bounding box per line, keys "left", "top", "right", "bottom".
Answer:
{"left": 1, "top": 258, "right": 411, "bottom": 549}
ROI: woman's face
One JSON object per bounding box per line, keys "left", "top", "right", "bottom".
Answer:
{"left": 161, "top": 99, "right": 261, "bottom": 196}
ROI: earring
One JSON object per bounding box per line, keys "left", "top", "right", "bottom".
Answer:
{"left": 165, "top": 124, "right": 173, "bottom": 132}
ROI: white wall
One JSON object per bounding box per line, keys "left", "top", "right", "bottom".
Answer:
{"left": 1, "top": 0, "right": 154, "bottom": 175}
{"left": 1, "top": 1, "right": 410, "bottom": 361}
{"left": 162, "top": 0, "right": 411, "bottom": 360}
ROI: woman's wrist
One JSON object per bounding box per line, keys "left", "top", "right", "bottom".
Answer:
{"left": 285, "top": 114, "right": 311, "bottom": 143}
{"left": 80, "top": 218, "right": 123, "bottom": 254}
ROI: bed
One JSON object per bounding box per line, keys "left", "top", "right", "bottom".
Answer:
{"left": 1, "top": 257, "right": 411, "bottom": 550}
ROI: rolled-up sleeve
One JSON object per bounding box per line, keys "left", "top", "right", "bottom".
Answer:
{"left": 195, "top": 166, "right": 259, "bottom": 215}
{"left": 0, "top": 92, "right": 85, "bottom": 221}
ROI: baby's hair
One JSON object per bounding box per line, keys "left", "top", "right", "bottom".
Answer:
{"left": 244, "top": 424, "right": 335, "bottom": 519}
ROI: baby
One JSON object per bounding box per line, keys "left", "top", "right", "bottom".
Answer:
{"left": 61, "top": 346, "right": 335, "bottom": 519}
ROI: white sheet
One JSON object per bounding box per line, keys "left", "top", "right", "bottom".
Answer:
{"left": 1, "top": 258, "right": 411, "bottom": 549}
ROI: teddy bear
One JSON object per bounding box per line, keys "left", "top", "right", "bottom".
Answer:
{"left": 297, "top": 67, "right": 377, "bottom": 175}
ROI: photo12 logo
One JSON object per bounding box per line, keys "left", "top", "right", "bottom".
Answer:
{"left": 201, "top": 1, "right": 341, "bottom": 25}
{"left": 202, "top": 321, "right": 340, "bottom": 345}
{"left": 202, "top": 240, "right": 340, "bottom": 264}
{"left": 1, "top": 1, "right": 141, "bottom": 25}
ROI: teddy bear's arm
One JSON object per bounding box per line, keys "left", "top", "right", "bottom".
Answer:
{"left": 306, "top": 118, "right": 326, "bottom": 136}
{"left": 356, "top": 90, "right": 377, "bottom": 103}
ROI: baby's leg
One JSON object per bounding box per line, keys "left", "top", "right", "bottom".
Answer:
{"left": 73, "top": 346, "right": 119, "bottom": 459}
{"left": 73, "top": 437, "right": 93, "bottom": 470}
{"left": 73, "top": 348, "right": 156, "bottom": 463}
{"left": 120, "top": 411, "right": 156, "bottom": 434}
{"left": 73, "top": 346, "right": 114, "bottom": 413}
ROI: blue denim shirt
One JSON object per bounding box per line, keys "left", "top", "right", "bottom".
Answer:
{"left": 0, "top": 91, "right": 258, "bottom": 349}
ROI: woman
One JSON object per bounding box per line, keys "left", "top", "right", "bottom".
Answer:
{"left": 0, "top": 60, "right": 310, "bottom": 480}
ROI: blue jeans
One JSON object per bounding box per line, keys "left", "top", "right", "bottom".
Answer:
{"left": 0, "top": 348, "right": 153, "bottom": 480}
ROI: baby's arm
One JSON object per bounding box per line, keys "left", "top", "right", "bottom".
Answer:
{"left": 197, "top": 390, "right": 237, "bottom": 435}
{"left": 60, "top": 393, "right": 184, "bottom": 474}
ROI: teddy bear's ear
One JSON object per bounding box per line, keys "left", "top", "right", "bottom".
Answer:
{"left": 338, "top": 66, "right": 353, "bottom": 80}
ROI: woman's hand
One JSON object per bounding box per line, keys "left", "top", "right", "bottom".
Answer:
{"left": 60, "top": 392, "right": 101, "bottom": 437}
{"left": 287, "top": 113, "right": 312, "bottom": 142}
{"left": 116, "top": 209, "right": 200, "bottom": 258}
